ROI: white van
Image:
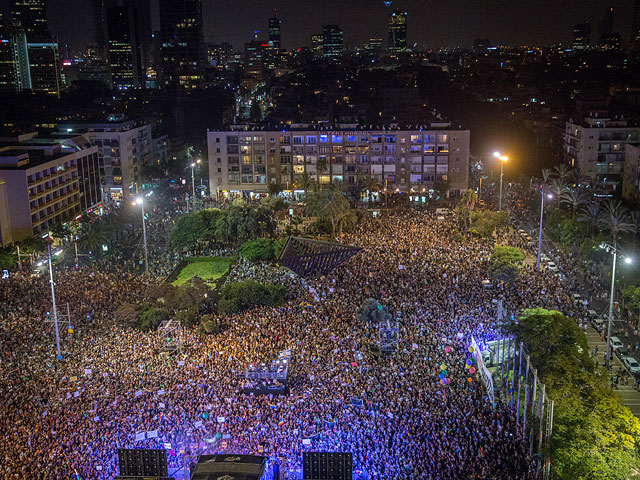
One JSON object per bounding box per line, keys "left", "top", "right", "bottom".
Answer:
{"left": 436, "top": 208, "right": 450, "bottom": 216}
{"left": 610, "top": 336, "right": 624, "bottom": 351}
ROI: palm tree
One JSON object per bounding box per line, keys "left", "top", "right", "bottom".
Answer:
{"left": 569, "top": 167, "right": 590, "bottom": 189}
{"left": 317, "top": 189, "right": 350, "bottom": 238}
{"left": 578, "top": 203, "right": 600, "bottom": 235}
{"left": 549, "top": 178, "right": 568, "bottom": 208}
{"left": 553, "top": 164, "right": 571, "bottom": 183}
{"left": 77, "top": 224, "right": 109, "bottom": 253}
{"left": 456, "top": 189, "right": 478, "bottom": 237}
{"left": 597, "top": 200, "right": 634, "bottom": 244}
{"left": 358, "top": 176, "right": 381, "bottom": 202}
{"left": 560, "top": 189, "right": 588, "bottom": 218}
{"left": 295, "top": 172, "right": 314, "bottom": 195}
{"left": 541, "top": 168, "right": 552, "bottom": 184}
{"left": 336, "top": 208, "right": 358, "bottom": 237}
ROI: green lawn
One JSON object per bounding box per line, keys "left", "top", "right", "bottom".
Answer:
{"left": 172, "top": 257, "right": 235, "bottom": 287}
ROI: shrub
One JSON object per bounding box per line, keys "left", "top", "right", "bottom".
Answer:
{"left": 488, "top": 245, "right": 524, "bottom": 282}
{"left": 239, "top": 238, "right": 278, "bottom": 261}
{"left": 137, "top": 307, "right": 169, "bottom": 331}
{"left": 217, "top": 280, "right": 287, "bottom": 314}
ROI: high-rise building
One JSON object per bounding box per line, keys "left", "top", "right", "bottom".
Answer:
{"left": 572, "top": 22, "right": 591, "bottom": 50}
{"left": 158, "top": 0, "right": 204, "bottom": 90}
{"left": 11, "top": 0, "right": 48, "bottom": 41}
{"left": 243, "top": 40, "right": 266, "bottom": 88}
{"left": 322, "top": 25, "right": 343, "bottom": 58}
{"left": 622, "top": 143, "right": 640, "bottom": 205}
{"left": 93, "top": 0, "right": 151, "bottom": 88}
{"left": 0, "top": 13, "right": 17, "bottom": 92}
{"left": 364, "top": 38, "right": 382, "bottom": 60}
{"left": 268, "top": 10, "right": 281, "bottom": 51}
{"left": 388, "top": 8, "right": 407, "bottom": 52}
{"left": 27, "top": 41, "right": 61, "bottom": 95}
{"left": 632, "top": 0, "right": 640, "bottom": 49}
{"left": 208, "top": 125, "right": 470, "bottom": 197}
{"left": 310, "top": 34, "right": 323, "bottom": 57}
{"left": 597, "top": 6, "right": 620, "bottom": 49}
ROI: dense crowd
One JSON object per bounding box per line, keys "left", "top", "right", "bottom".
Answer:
{"left": 0, "top": 207, "right": 594, "bottom": 479}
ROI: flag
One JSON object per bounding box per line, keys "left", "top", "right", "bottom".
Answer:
{"left": 278, "top": 420, "right": 284, "bottom": 427}
{"left": 135, "top": 432, "right": 146, "bottom": 441}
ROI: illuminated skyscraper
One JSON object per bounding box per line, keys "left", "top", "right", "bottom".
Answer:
{"left": 572, "top": 22, "right": 591, "bottom": 50}
{"left": 158, "top": 0, "right": 204, "bottom": 89}
{"left": 322, "top": 25, "right": 343, "bottom": 58}
{"left": 11, "top": 0, "right": 48, "bottom": 41}
{"left": 632, "top": 0, "right": 640, "bottom": 49}
{"left": 268, "top": 10, "right": 281, "bottom": 51}
{"left": 388, "top": 8, "right": 407, "bottom": 52}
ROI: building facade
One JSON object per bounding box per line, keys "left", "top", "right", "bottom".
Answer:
{"left": 388, "top": 8, "right": 407, "bottom": 52}
{"left": 622, "top": 144, "right": 640, "bottom": 205}
{"left": 58, "top": 118, "right": 151, "bottom": 203}
{"left": 322, "top": 25, "right": 343, "bottom": 58}
{"left": 564, "top": 119, "right": 640, "bottom": 191}
{"left": 0, "top": 142, "right": 85, "bottom": 245}
{"left": 208, "top": 126, "right": 470, "bottom": 198}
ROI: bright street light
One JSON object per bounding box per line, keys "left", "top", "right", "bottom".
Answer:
{"left": 626, "top": 257, "right": 633, "bottom": 264}
{"left": 494, "top": 151, "right": 509, "bottom": 212}
{"left": 133, "top": 196, "right": 149, "bottom": 276}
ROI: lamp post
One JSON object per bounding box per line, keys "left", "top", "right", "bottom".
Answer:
{"left": 190, "top": 159, "right": 201, "bottom": 211}
{"left": 536, "top": 190, "right": 554, "bottom": 271}
{"left": 43, "top": 235, "right": 62, "bottom": 360}
{"left": 134, "top": 196, "right": 149, "bottom": 276}
{"left": 600, "top": 242, "right": 632, "bottom": 367}
{"left": 493, "top": 152, "right": 509, "bottom": 212}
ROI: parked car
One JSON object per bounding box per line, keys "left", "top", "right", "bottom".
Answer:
{"left": 623, "top": 356, "right": 640, "bottom": 375}
{"left": 592, "top": 317, "right": 605, "bottom": 332}
{"left": 615, "top": 347, "right": 629, "bottom": 361}
{"left": 610, "top": 336, "right": 624, "bottom": 351}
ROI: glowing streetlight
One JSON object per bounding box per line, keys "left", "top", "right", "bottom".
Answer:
{"left": 190, "top": 158, "right": 201, "bottom": 211}
{"left": 494, "top": 152, "right": 509, "bottom": 211}
{"left": 132, "top": 196, "right": 149, "bottom": 276}
{"left": 536, "top": 190, "right": 553, "bottom": 270}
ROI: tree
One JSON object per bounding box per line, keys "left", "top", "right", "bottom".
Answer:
{"left": 137, "top": 307, "right": 169, "bottom": 331}
{"left": 356, "top": 298, "right": 391, "bottom": 324}
{"left": 433, "top": 178, "right": 450, "bottom": 200}
{"left": 488, "top": 245, "right": 524, "bottom": 282}
{"left": 507, "top": 308, "right": 640, "bottom": 480}
{"left": 455, "top": 189, "right": 478, "bottom": 237}
{"left": 295, "top": 172, "right": 315, "bottom": 194}
{"left": 471, "top": 210, "right": 509, "bottom": 238}
{"left": 578, "top": 203, "right": 601, "bottom": 235}
{"left": 217, "top": 280, "right": 287, "bottom": 314}
{"left": 170, "top": 212, "right": 206, "bottom": 249}
{"left": 358, "top": 175, "right": 381, "bottom": 202}
{"left": 623, "top": 286, "right": 640, "bottom": 328}
{"left": 549, "top": 178, "right": 568, "bottom": 208}
{"left": 77, "top": 223, "right": 109, "bottom": 253}
{"left": 316, "top": 188, "right": 351, "bottom": 238}
{"left": 553, "top": 163, "right": 571, "bottom": 183}
{"left": 268, "top": 182, "right": 284, "bottom": 197}
{"left": 239, "top": 238, "right": 278, "bottom": 261}
{"left": 560, "top": 189, "right": 588, "bottom": 218}
{"left": 317, "top": 157, "right": 328, "bottom": 178}
{"left": 597, "top": 200, "right": 634, "bottom": 244}
{"left": 569, "top": 167, "right": 590, "bottom": 188}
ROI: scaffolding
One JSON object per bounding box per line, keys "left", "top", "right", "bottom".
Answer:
{"left": 158, "top": 320, "right": 183, "bottom": 354}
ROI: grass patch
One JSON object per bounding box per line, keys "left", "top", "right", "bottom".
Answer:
{"left": 172, "top": 257, "right": 235, "bottom": 287}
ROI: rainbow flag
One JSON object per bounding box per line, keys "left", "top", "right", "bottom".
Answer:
{"left": 278, "top": 420, "right": 284, "bottom": 427}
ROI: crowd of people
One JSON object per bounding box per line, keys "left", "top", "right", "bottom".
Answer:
{"left": 0, "top": 202, "right": 596, "bottom": 479}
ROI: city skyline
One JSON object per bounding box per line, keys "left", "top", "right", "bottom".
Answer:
{"left": 46, "top": 0, "right": 637, "bottom": 52}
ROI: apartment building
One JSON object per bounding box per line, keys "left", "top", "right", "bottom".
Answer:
{"left": 0, "top": 143, "right": 81, "bottom": 245}
{"left": 57, "top": 118, "right": 151, "bottom": 203}
{"left": 208, "top": 125, "right": 470, "bottom": 197}
{"left": 564, "top": 118, "right": 640, "bottom": 191}
{"left": 622, "top": 144, "right": 640, "bottom": 205}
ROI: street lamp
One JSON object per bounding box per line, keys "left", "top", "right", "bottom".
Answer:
{"left": 190, "top": 159, "right": 201, "bottom": 211}
{"left": 133, "top": 196, "right": 149, "bottom": 276}
{"left": 42, "top": 234, "right": 62, "bottom": 360}
{"left": 536, "top": 190, "right": 554, "bottom": 270}
{"left": 599, "top": 241, "right": 632, "bottom": 367}
{"left": 493, "top": 151, "right": 509, "bottom": 212}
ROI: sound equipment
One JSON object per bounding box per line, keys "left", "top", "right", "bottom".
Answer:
{"left": 117, "top": 449, "right": 168, "bottom": 477}
{"left": 190, "top": 454, "right": 266, "bottom": 480}
{"left": 303, "top": 452, "right": 352, "bottom": 480}
{"left": 115, "top": 477, "right": 173, "bottom": 480}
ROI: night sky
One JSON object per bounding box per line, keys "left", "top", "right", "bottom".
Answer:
{"left": 47, "top": 0, "right": 635, "bottom": 51}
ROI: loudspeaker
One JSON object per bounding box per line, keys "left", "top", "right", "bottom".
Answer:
{"left": 303, "top": 452, "right": 352, "bottom": 480}
{"left": 117, "top": 449, "right": 168, "bottom": 477}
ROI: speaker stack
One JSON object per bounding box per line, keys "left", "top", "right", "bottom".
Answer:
{"left": 116, "top": 448, "right": 169, "bottom": 479}
{"left": 303, "top": 452, "right": 353, "bottom": 480}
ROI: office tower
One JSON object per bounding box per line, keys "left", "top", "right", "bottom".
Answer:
{"left": 632, "top": 0, "right": 640, "bottom": 49}
{"left": 107, "top": 5, "right": 135, "bottom": 88}
{"left": 158, "top": 0, "right": 204, "bottom": 89}
{"left": 572, "top": 22, "right": 591, "bottom": 50}
{"left": 388, "top": 8, "right": 407, "bottom": 52}
{"left": 11, "top": 0, "right": 48, "bottom": 41}
{"left": 268, "top": 10, "right": 281, "bottom": 50}
{"left": 27, "top": 40, "right": 61, "bottom": 94}
{"left": 322, "top": 25, "right": 343, "bottom": 58}
{"left": 310, "top": 34, "right": 323, "bottom": 57}
{"left": 599, "top": 6, "right": 614, "bottom": 44}
{"left": 243, "top": 40, "right": 265, "bottom": 87}
{"left": 0, "top": 13, "right": 17, "bottom": 92}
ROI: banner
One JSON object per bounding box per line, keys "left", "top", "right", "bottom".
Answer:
{"left": 135, "top": 432, "right": 146, "bottom": 441}
{"left": 147, "top": 430, "right": 158, "bottom": 439}
{"left": 471, "top": 336, "right": 495, "bottom": 405}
